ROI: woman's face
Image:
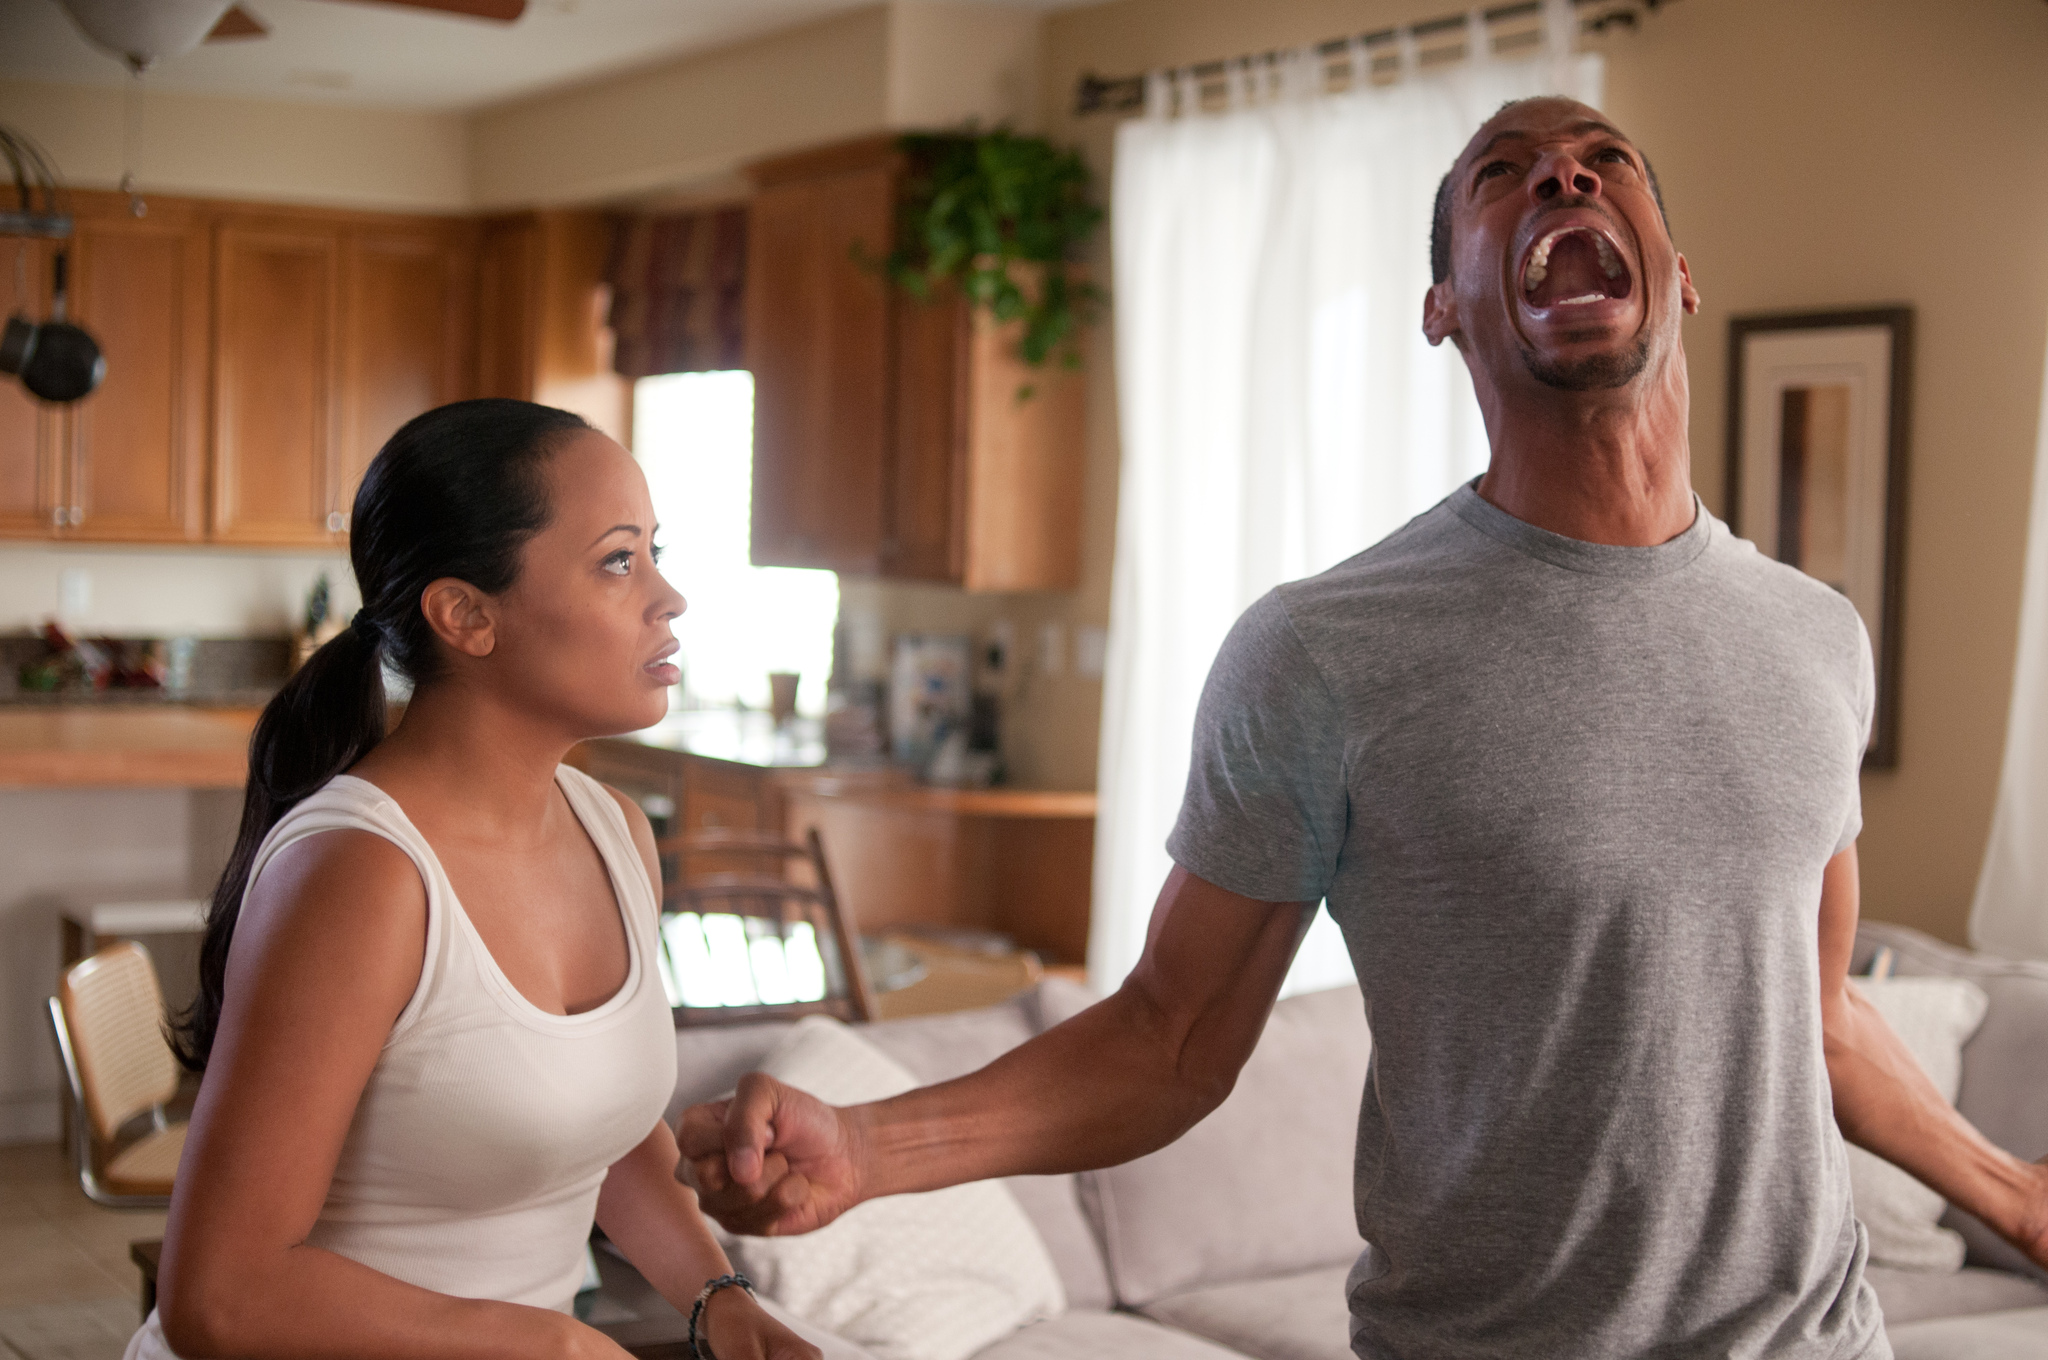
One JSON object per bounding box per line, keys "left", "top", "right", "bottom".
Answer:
{"left": 486, "top": 430, "right": 686, "bottom": 738}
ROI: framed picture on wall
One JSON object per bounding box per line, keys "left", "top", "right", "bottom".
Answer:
{"left": 1726, "top": 307, "right": 1912, "bottom": 768}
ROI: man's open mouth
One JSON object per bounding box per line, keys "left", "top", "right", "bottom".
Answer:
{"left": 1519, "top": 226, "right": 1634, "bottom": 310}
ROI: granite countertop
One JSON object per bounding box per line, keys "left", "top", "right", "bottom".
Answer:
{"left": 0, "top": 686, "right": 281, "bottom": 708}
{"left": 1, "top": 635, "right": 289, "bottom": 709}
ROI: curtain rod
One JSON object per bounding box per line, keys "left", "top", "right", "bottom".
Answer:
{"left": 1071, "top": 0, "right": 1673, "bottom": 116}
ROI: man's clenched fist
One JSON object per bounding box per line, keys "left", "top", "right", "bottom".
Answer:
{"left": 677, "top": 1073, "right": 870, "bottom": 1237}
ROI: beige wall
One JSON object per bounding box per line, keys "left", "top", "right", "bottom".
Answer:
{"left": 0, "top": 78, "right": 468, "bottom": 211}
{"left": 468, "top": 7, "right": 891, "bottom": 210}
{"left": 1037, "top": 0, "right": 2048, "bottom": 943}
{"left": 886, "top": 1, "right": 1043, "bottom": 132}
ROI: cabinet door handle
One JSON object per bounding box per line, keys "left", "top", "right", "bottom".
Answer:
{"left": 52, "top": 507, "right": 66, "bottom": 527}
{"left": 70, "top": 505, "right": 82, "bottom": 525}
{"left": 326, "top": 511, "right": 345, "bottom": 533}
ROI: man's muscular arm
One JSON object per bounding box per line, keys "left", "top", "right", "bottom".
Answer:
{"left": 1820, "top": 845, "right": 2048, "bottom": 1267}
{"left": 680, "top": 867, "right": 1314, "bottom": 1235}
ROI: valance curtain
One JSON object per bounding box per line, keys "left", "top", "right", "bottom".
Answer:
{"left": 606, "top": 207, "right": 748, "bottom": 379}
{"left": 1970, "top": 325, "right": 2048, "bottom": 961}
{"left": 1089, "top": 0, "right": 1602, "bottom": 996}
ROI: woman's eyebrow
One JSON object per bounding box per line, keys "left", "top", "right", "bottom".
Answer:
{"left": 588, "top": 523, "right": 642, "bottom": 549}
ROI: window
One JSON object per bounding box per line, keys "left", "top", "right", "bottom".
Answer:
{"left": 632, "top": 370, "right": 838, "bottom": 715}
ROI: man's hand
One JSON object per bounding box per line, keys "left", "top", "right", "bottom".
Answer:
{"left": 677, "top": 1073, "right": 868, "bottom": 1237}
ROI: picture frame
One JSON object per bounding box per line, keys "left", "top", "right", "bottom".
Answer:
{"left": 1726, "top": 307, "right": 1912, "bottom": 768}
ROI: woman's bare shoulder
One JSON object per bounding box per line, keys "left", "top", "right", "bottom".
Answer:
{"left": 225, "top": 827, "right": 428, "bottom": 1010}
{"left": 595, "top": 782, "right": 662, "bottom": 905}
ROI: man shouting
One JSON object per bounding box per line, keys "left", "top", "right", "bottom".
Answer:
{"left": 680, "top": 99, "right": 2048, "bottom": 1357}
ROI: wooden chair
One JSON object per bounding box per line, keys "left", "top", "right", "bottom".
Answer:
{"left": 46, "top": 941, "right": 188, "bottom": 1208}
{"left": 664, "top": 828, "right": 877, "bottom": 1026}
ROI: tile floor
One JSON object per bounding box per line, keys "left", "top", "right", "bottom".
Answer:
{"left": 0, "top": 1143, "right": 157, "bottom": 1360}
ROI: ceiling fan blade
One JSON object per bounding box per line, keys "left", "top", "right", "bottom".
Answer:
{"left": 205, "top": 5, "right": 269, "bottom": 40}
{"left": 313, "top": 0, "right": 526, "bottom": 21}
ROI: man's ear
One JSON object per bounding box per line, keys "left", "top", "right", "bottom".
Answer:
{"left": 420, "top": 578, "right": 496, "bottom": 659}
{"left": 1677, "top": 254, "right": 1701, "bottom": 316}
{"left": 1422, "top": 280, "right": 1461, "bottom": 348}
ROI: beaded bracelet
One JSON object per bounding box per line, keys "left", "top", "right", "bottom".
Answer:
{"left": 687, "top": 1272, "right": 756, "bottom": 1360}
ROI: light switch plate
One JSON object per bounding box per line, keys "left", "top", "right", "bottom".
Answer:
{"left": 1038, "top": 621, "right": 1065, "bottom": 676}
{"left": 58, "top": 567, "right": 92, "bottom": 624}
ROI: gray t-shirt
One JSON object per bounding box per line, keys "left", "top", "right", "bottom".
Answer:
{"left": 1168, "top": 483, "right": 1885, "bottom": 1360}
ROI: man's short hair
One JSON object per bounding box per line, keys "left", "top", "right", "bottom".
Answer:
{"left": 1429, "top": 102, "right": 1670, "bottom": 285}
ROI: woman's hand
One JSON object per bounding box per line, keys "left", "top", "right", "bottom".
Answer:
{"left": 554, "top": 1314, "right": 638, "bottom": 1360}
{"left": 700, "top": 1288, "right": 823, "bottom": 1360}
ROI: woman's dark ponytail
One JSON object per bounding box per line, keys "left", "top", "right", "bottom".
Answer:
{"left": 173, "top": 399, "right": 591, "bottom": 1069}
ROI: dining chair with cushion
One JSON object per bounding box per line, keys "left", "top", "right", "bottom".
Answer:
{"left": 47, "top": 940, "right": 189, "bottom": 1208}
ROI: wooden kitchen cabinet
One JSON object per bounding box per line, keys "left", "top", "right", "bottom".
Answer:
{"left": 209, "top": 214, "right": 341, "bottom": 545}
{"left": 0, "top": 195, "right": 482, "bottom": 549}
{"left": 0, "top": 195, "right": 210, "bottom": 543}
{"left": 745, "top": 140, "right": 896, "bottom": 575}
{"left": 214, "top": 209, "right": 475, "bottom": 546}
{"left": 743, "top": 136, "right": 1086, "bottom": 591}
{"left": 61, "top": 194, "right": 210, "bottom": 542}
{"left": 336, "top": 222, "right": 477, "bottom": 522}
{"left": 473, "top": 211, "right": 628, "bottom": 443}
{"left": 0, "top": 234, "right": 62, "bottom": 536}
{"left": 566, "top": 738, "right": 786, "bottom": 908}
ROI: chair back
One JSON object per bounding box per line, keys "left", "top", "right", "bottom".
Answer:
{"left": 58, "top": 942, "right": 180, "bottom": 1142}
{"left": 667, "top": 829, "right": 877, "bottom": 1026}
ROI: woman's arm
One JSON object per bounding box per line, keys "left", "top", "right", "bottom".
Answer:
{"left": 595, "top": 784, "right": 819, "bottom": 1360}
{"left": 158, "top": 829, "right": 630, "bottom": 1360}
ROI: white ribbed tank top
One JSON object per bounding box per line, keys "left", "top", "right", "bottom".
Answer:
{"left": 127, "top": 766, "right": 678, "bottom": 1360}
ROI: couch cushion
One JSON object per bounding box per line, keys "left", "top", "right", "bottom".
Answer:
{"left": 1887, "top": 1305, "right": 2048, "bottom": 1359}
{"left": 973, "top": 1311, "right": 1244, "bottom": 1360}
{"left": 1075, "top": 985, "right": 1370, "bottom": 1309}
{"left": 1865, "top": 1264, "right": 2048, "bottom": 1325}
{"left": 1139, "top": 1265, "right": 1355, "bottom": 1360}
{"left": 1857, "top": 924, "right": 2048, "bottom": 1280}
{"left": 668, "top": 990, "right": 1116, "bottom": 1311}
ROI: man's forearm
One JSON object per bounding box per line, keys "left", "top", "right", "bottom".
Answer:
{"left": 855, "top": 981, "right": 1246, "bottom": 1198}
{"left": 1826, "top": 986, "right": 2042, "bottom": 1245}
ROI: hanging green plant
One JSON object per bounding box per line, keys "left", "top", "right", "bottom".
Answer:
{"left": 885, "top": 131, "right": 1105, "bottom": 373}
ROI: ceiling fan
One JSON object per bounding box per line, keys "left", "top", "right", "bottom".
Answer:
{"left": 54, "top": 0, "right": 528, "bottom": 72}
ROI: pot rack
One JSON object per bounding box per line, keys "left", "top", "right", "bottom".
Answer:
{"left": 0, "top": 125, "right": 72, "bottom": 241}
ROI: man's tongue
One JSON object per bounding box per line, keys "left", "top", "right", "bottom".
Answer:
{"left": 1524, "top": 231, "right": 1626, "bottom": 309}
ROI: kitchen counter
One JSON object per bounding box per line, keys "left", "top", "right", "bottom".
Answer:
{"left": 614, "top": 708, "right": 826, "bottom": 768}
{"left": 776, "top": 769, "right": 1096, "bottom": 818}
{"left": 0, "top": 707, "right": 260, "bottom": 787}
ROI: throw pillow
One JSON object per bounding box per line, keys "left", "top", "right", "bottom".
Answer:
{"left": 1846, "top": 976, "right": 1990, "bottom": 1272}
{"left": 723, "top": 1016, "right": 1066, "bottom": 1360}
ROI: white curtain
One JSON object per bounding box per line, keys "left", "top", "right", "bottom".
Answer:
{"left": 1089, "top": 3, "right": 1603, "bottom": 995}
{"left": 1970, "top": 328, "right": 2048, "bottom": 960}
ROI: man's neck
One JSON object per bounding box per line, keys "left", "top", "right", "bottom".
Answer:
{"left": 1473, "top": 362, "right": 1695, "bottom": 548}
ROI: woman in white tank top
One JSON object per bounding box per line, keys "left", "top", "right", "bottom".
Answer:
{"left": 134, "top": 401, "right": 821, "bottom": 1360}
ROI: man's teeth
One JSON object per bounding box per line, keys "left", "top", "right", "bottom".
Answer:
{"left": 1521, "top": 229, "right": 1626, "bottom": 294}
